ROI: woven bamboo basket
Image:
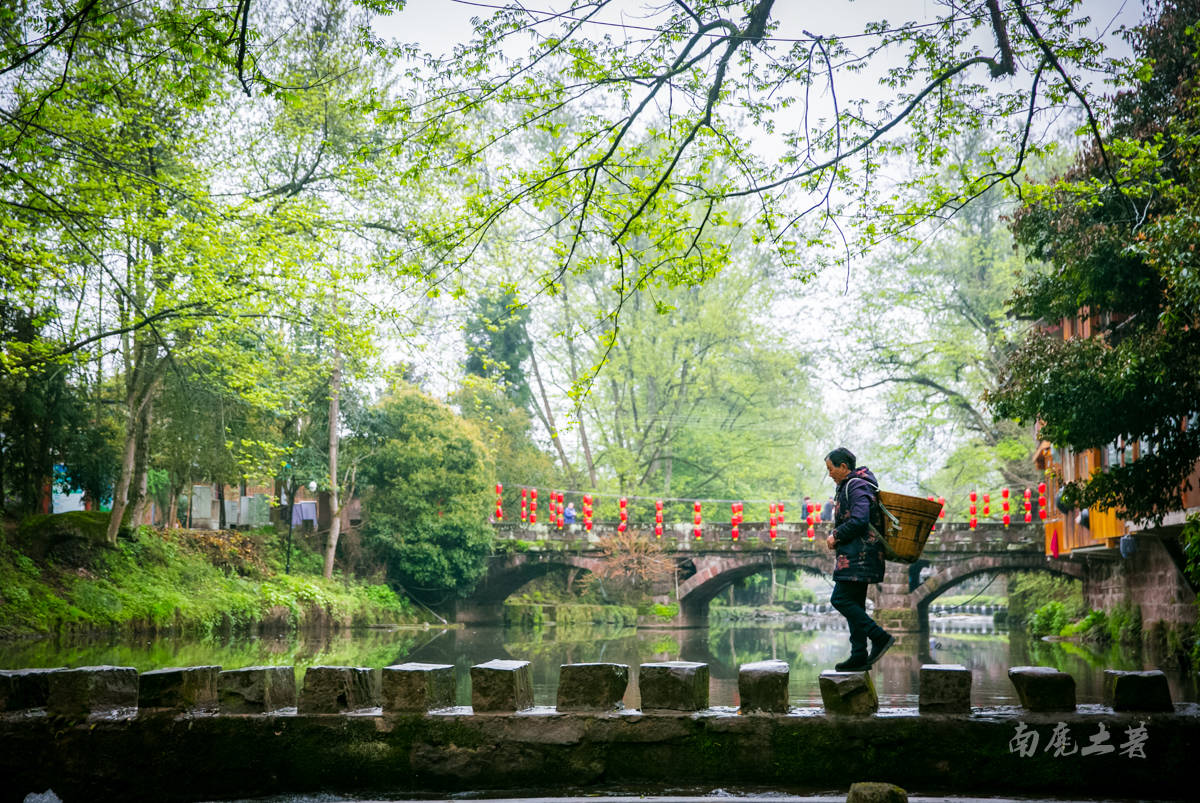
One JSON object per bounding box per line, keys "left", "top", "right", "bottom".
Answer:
{"left": 877, "top": 491, "right": 944, "bottom": 563}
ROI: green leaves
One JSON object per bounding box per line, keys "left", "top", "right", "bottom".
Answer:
{"left": 993, "top": 0, "right": 1200, "bottom": 522}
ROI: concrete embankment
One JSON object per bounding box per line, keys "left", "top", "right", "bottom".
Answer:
{"left": 3, "top": 705, "right": 1198, "bottom": 802}
{"left": 0, "top": 662, "right": 1194, "bottom": 802}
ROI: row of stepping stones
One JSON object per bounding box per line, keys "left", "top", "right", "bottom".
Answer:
{"left": 0, "top": 661, "right": 1175, "bottom": 718}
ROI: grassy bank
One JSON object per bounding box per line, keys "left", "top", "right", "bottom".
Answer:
{"left": 0, "top": 512, "right": 418, "bottom": 639}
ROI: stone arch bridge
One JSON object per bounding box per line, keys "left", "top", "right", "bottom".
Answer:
{"left": 452, "top": 522, "right": 1083, "bottom": 630}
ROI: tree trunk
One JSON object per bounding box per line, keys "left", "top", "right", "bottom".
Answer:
{"left": 217, "top": 482, "right": 226, "bottom": 529}
{"left": 106, "top": 354, "right": 162, "bottom": 544}
{"left": 167, "top": 479, "right": 180, "bottom": 528}
{"left": 559, "top": 294, "right": 598, "bottom": 488}
{"left": 529, "top": 344, "right": 575, "bottom": 483}
{"left": 107, "top": 427, "right": 138, "bottom": 543}
{"left": 128, "top": 396, "right": 153, "bottom": 527}
{"left": 323, "top": 350, "right": 342, "bottom": 580}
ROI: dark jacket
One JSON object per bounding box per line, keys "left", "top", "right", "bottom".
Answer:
{"left": 832, "top": 466, "right": 885, "bottom": 583}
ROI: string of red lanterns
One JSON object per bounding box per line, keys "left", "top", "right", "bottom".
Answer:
{"left": 503, "top": 484, "right": 1058, "bottom": 534}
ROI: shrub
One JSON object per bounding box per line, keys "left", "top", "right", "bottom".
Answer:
{"left": 1029, "top": 600, "right": 1068, "bottom": 638}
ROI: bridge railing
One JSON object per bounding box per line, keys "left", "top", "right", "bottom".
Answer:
{"left": 492, "top": 520, "right": 1042, "bottom": 553}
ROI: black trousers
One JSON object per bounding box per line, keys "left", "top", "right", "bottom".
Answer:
{"left": 830, "top": 579, "right": 885, "bottom": 658}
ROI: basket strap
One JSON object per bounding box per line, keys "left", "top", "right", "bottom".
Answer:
{"left": 848, "top": 477, "right": 899, "bottom": 529}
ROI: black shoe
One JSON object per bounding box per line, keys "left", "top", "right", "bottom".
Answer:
{"left": 834, "top": 655, "right": 870, "bottom": 672}
{"left": 867, "top": 632, "right": 895, "bottom": 666}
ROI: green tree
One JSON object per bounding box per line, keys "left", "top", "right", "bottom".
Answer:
{"left": 558, "top": 250, "right": 826, "bottom": 506}
{"left": 990, "top": 0, "right": 1200, "bottom": 522}
{"left": 452, "top": 375, "right": 559, "bottom": 516}
{"left": 358, "top": 384, "right": 495, "bottom": 602}
{"left": 405, "top": 0, "right": 1124, "bottom": 314}
{"left": 463, "top": 290, "right": 534, "bottom": 411}
{"left": 831, "top": 157, "right": 1044, "bottom": 499}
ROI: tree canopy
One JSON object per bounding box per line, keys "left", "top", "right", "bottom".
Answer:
{"left": 990, "top": 0, "right": 1200, "bottom": 522}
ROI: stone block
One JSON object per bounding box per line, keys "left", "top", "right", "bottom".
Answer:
{"left": 918, "top": 664, "right": 971, "bottom": 714}
{"left": 638, "top": 661, "right": 709, "bottom": 711}
{"left": 299, "top": 666, "right": 380, "bottom": 714}
{"left": 47, "top": 666, "right": 138, "bottom": 717}
{"left": 556, "top": 663, "right": 628, "bottom": 712}
{"left": 1008, "top": 666, "right": 1075, "bottom": 712}
{"left": 818, "top": 670, "right": 878, "bottom": 715}
{"left": 381, "top": 663, "right": 456, "bottom": 713}
{"left": 470, "top": 659, "right": 533, "bottom": 712}
{"left": 1103, "top": 670, "right": 1173, "bottom": 712}
{"left": 737, "top": 659, "right": 789, "bottom": 713}
{"left": 218, "top": 666, "right": 296, "bottom": 714}
{"left": 847, "top": 781, "right": 908, "bottom": 803}
{"left": 138, "top": 666, "right": 219, "bottom": 713}
{"left": 0, "top": 667, "right": 62, "bottom": 712}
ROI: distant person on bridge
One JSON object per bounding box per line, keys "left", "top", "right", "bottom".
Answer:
{"left": 824, "top": 447, "right": 895, "bottom": 672}
{"left": 821, "top": 497, "right": 834, "bottom": 522}
{"left": 564, "top": 502, "right": 576, "bottom": 525}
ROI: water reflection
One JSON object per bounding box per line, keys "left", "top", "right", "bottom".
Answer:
{"left": 0, "top": 617, "right": 1193, "bottom": 708}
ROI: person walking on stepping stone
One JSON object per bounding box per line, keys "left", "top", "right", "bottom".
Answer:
{"left": 824, "top": 447, "right": 895, "bottom": 671}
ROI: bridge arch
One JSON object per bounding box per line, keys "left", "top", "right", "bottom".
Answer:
{"left": 675, "top": 551, "right": 831, "bottom": 621}
{"left": 467, "top": 552, "right": 605, "bottom": 605}
{"left": 909, "top": 554, "right": 1084, "bottom": 613}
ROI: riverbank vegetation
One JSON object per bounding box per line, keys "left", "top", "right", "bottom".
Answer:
{"left": 0, "top": 512, "right": 415, "bottom": 639}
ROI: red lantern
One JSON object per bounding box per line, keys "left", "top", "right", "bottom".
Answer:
{"left": 655, "top": 523, "right": 663, "bottom": 538}
{"left": 1024, "top": 511, "right": 1032, "bottom": 523}
{"left": 806, "top": 525, "right": 815, "bottom": 540}
{"left": 1024, "top": 487, "right": 1032, "bottom": 500}
{"left": 969, "top": 490, "right": 977, "bottom": 503}
{"left": 520, "top": 487, "right": 528, "bottom": 523}
{"left": 1038, "top": 481, "right": 1047, "bottom": 496}
{"left": 1039, "top": 508, "right": 1048, "bottom": 520}
{"left": 530, "top": 488, "right": 538, "bottom": 524}
{"left": 693, "top": 501, "right": 702, "bottom": 539}
{"left": 1001, "top": 487, "right": 1010, "bottom": 499}
{"left": 982, "top": 494, "right": 990, "bottom": 516}
{"left": 777, "top": 502, "right": 784, "bottom": 523}
{"left": 731, "top": 524, "right": 740, "bottom": 541}
{"left": 938, "top": 497, "right": 946, "bottom": 519}
{"left": 618, "top": 497, "right": 627, "bottom": 533}
{"left": 970, "top": 515, "right": 978, "bottom": 530}
{"left": 1003, "top": 513, "right": 1011, "bottom": 527}
{"left": 583, "top": 494, "right": 593, "bottom": 532}
{"left": 655, "top": 499, "right": 663, "bottom": 525}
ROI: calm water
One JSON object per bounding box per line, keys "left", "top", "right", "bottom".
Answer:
{"left": 2, "top": 615, "right": 1194, "bottom": 708}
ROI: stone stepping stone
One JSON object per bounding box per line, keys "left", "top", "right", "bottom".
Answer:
{"left": 557, "top": 662, "right": 629, "bottom": 712}
{"left": 1008, "top": 665, "right": 1075, "bottom": 712}
{"left": 382, "top": 663, "right": 456, "bottom": 713}
{"left": 818, "top": 670, "right": 878, "bottom": 715}
{"left": 470, "top": 659, "right": 533, "bottom": 712}
{"left": 737, "top": 659, "right": 789, "bottom": 713}
{"left": 638, "top": 661, "right": 708, "bottom": 711}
